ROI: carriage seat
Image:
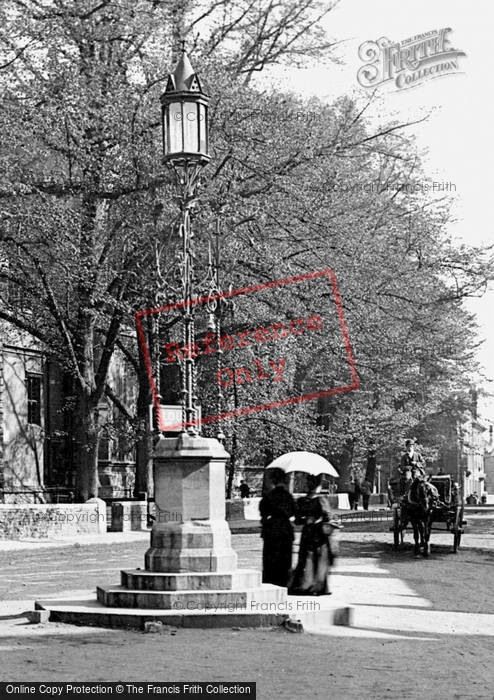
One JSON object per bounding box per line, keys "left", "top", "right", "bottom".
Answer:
{"left": 429, "top": 476, "right": 458, "bottom": 505}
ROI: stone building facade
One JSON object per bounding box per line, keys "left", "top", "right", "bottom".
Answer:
{"left": 0, "top": 335, "right": 45, "bottom": 501}
{"left": 0, "top": 325, "right": 137, "bottom": 503}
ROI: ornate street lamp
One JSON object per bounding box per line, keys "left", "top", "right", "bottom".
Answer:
{"left": 160, "top": 48, "right": 210, "bottom": 436}
{"left": 161, "top": 49, "right": 210, "bottom": 168}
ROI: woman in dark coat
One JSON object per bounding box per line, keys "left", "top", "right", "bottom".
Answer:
{"left": 289, "top": 474, "right": 337, "bottom": 596}
{"left": 259, "top": 467, "right": 295, "bottom": 587}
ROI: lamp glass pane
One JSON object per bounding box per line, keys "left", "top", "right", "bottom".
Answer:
{"left": 199, "top": 103, "right": 207, "bottom": 154}
{"left": 183, "top": 101, "right": 199, "bottom": 153}
{"left": 168, "top": 101, "right": 183, "bottom": 154}
{"left": 162, "top": 107, "right": 167, "bottom": 154}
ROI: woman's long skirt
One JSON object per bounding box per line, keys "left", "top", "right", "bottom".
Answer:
{"left": 262, "top": 535, "right": 293, "bottom": 587}
{"left": 288, "top": 528, "right": 331, "bottom": 596}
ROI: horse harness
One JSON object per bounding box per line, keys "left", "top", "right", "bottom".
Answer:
{"left": 406, "top": 478, "right": 442, "bottom": 511}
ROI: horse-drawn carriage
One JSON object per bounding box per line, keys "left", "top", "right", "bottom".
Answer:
{"left": 389, "top": 474, "right": 466, "bottom": 555}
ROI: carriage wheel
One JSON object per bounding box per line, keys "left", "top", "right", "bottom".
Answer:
{"left": 393, "top": 508, "right": 401, "bottom": 549}
{"left": 453, "top": 504, "right": 464, "bottom": 552}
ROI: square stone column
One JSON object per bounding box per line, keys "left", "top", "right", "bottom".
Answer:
{"left": 145, "top": 433, "right": 238, "bottom": 573}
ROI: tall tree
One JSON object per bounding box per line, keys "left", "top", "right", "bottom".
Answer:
{"left": 0, "top": 0, "right": 341, "bottom": 500}
{"left": 196, "top": 86, "right": 492, "bottom": 481}
{"left": 0, "top": 0, "right": 171, "bottom": 500}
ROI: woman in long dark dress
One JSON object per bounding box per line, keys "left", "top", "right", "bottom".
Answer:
{"left": 259, "top": 468, "right": 295, "bottom": 587}
{"left": 289, "top": 474, "right": 337, "bottom": 596}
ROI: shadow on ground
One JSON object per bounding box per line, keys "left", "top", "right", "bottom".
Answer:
{"left": 339, "top": 539, "right": 494, "bottom": 615}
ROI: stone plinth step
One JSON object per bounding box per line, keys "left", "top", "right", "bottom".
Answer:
{"left": 144, "top": 547, "right": 237, "bottom": 574}
{"left": 35, "top": 595, "right": 354, "bottom": 631}
{"left": 97, "top": 584, "right": 286, "bottom": 610}
{"left": 290, "top": 603, "right": 355, "bottom": 629}
{"left": 120, "top": 568, "right": 261, "bottom": 592}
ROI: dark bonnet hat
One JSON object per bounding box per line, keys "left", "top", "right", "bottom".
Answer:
{"left": 306, "top": 474, "right": 320, "bottom": 490}
{"left": 269, "top": 467, "right": 286, "bottom": 484}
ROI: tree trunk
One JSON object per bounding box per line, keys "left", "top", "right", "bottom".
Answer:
{"left": 334, "top": 439, "right": 355, "bottom": 493}
{"left": 226, "top": 377, "right": 241, "bottom": 499}
{"left": 226, "top": 427, "right": 237, "bottom": 499}
{"left": 134, "top": 433, "right": 153, "bottom": 499}
{"left": 73, "top": 388, "right": 100, "bottom": 502}
{"left": 365, "top": 442, "right": 377, "bottom": 489}
{"left": 133, "top": 321, "right": 156, "bottom": 498}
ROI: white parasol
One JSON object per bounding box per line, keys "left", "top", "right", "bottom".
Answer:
{"left": 266, "top": 451, "right": 339, "bottom": 478}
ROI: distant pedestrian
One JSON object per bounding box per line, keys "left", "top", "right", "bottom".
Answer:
{"left": 347, "top": 477, "right": 356, "bottom": 510}
{"left": 239, "top": 481, "right": 251, "bottom": 499}
{"left": 451, "top": 481, "right": 460, "bottom": 505}
{"left": 353, "top": 478, "right": 361, "bottom": 510}
{"left": 360, "top": 478, "right": 372, "bottom": 511}
{"left": 259, "top": 468, "right": 295, "bottom": 587}
{"left": 387, "top": 481, "right": 394, "bottom": 508}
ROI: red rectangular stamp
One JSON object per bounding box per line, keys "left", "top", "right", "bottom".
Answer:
{"left": 135, "top": 269, "right": 359, "bottom": 432}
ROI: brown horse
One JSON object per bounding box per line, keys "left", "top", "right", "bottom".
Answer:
{"left": 401, "top": 478, "right": 441, "bottom": 557}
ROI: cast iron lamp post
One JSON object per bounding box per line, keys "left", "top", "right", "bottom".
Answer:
{"left": 160, "top": 47, "right": 217, "bottom": 437}
{"left": 93, "top": 48, "right": 281, "bottom": 615}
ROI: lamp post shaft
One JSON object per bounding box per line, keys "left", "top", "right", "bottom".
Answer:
{"left": 176, "top": 166, "right": 201, "bottom": 435}
{"left": 212, "top": 221, "right": 225, "bottom": 442}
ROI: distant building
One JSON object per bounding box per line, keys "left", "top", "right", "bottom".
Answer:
{"left": 416, "top": 389, "right": 486, "bottom": 500}
{"left": 0, "top": 324, "right": 137, "bottom": 503}
{"left": 0, "top": 332, "right": 45, "bottom": 502}
{"left": 483, "top": 420, "right": 494, "bottom": 498}
{"left": 432, "top": 411, "right": 486, "bottom": 498}
{"left": 461, "top": 411, "right": 486, "bottom": 499}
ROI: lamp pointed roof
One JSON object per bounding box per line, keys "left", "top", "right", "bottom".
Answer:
{"left": 165, "top": 47, "right": 203, "bottom": 94}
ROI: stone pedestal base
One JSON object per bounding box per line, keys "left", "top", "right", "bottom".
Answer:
{"left": 145, "top": 519, "right": 237, "bottom": 573}
{"left": 96, "top": 570, "right": 286, "bottom": 611}
{"left": 89, "top": 434, "right": 289, "bottom": 617}
{"left": 38, "top": 433, "right": 352, "bottom": 629}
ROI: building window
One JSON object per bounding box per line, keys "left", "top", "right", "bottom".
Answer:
{"left": 26, "top": 374, "right": 42, "bottom": 426}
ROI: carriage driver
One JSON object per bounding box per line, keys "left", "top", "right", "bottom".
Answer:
{"left": 400, "top": 439, "right": 426, "bottom": 480}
